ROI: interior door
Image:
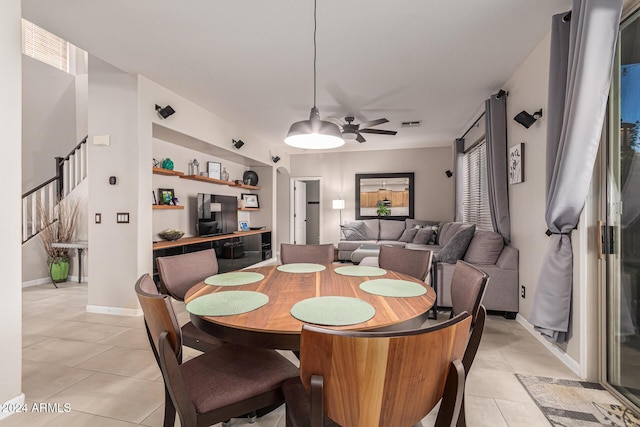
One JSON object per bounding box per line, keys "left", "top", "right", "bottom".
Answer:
{"left": 604, "top": 8, "right": 640, "bottom": 410}
{"left": 293, "top": 180, "right": 307, "bottom": 244}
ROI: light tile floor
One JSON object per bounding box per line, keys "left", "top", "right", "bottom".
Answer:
{"left": 2, "top": 281, "right": 585, "bottom": 427}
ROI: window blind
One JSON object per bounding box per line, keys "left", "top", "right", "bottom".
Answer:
{"left": 22, "top": 20, "right": 69, "bottom": 73}
{"left": 462, "top": 140, "right": 493, "bottom": 230}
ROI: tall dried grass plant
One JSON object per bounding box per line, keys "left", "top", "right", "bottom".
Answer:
{"left": 38, "top": 196, "right": 80, "bottom": 264}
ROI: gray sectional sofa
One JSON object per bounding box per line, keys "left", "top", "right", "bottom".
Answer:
{"left": 338, "top": 219, "right": 519, "bottom": 317}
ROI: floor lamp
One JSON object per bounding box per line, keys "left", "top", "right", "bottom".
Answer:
{"left": 332, "top": 198, "right": 345, "bottom": 225}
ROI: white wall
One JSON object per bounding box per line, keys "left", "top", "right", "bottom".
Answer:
{"left": 22, "top": 55, "right": 77, "bottom": 192}
{"left": 290, "top": 147, "right": 453, "bottom": 244}
{"left": 87, "top": 56, "right": 142, "bottom": 313}
{"left": 0, "top": 0, "right": 24, "bottom": 413}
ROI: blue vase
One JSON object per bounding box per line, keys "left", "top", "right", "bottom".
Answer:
{"left": 162, "top": 158, "right": 174, "bottom": 170}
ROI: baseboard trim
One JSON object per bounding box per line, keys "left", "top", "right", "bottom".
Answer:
{"left": 0, "top": 393, "right": 25, "bottom": 420}
{"left": 22, "top": 276, "right": 88, "bottom": 288}
{"left": 516, "top": 314, "right": 581, "bottom": 378}
{"left": 86, "top": 305, "right": 142, "bottom": 317}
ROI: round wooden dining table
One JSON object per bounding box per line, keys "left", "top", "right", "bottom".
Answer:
{"left": 185, "top": 263, "right": 436, "bottom": 351}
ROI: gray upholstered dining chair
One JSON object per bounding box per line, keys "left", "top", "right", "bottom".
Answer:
{"left": 282, "top": 313, "right": 472, "bottom": 427}
{"left": 378, "top": 245, "right": 433, "bottom": 282}
{"left": 280, "top": 243, "right": 334, "bottom": 264}
{"left": 156, "top": 249, "right": 224, "bottom": 352}
{"left": 135, "top": 273, "right": 299, "bottom": 427}
{"left": 448, "top": 260, "right": 489, "bottom": 427}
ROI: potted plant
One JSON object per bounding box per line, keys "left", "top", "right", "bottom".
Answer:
{"left": 38, "top": 197, "right": 80, "bottom": 283}
{"left": 376, "top": 200, "right": 390, "bottom": 217}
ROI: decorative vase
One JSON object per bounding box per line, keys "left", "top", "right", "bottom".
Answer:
{"left": 222, "top": 168, "right": 230, "bottom": 181}
{"left": 49, "top": 260, "right": 70, "bottom": 283}
{"left": 162, "top": 158, "right": 174, "bottom": 170}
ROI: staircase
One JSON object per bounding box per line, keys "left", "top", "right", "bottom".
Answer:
{"left": 22, "top": 137, "right": 88, "bottom": 243}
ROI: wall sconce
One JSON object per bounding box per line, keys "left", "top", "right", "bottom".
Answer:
{"left": 155, "top": 104, "right": 175, "bottom": 119}
{"left": 232, "top": 139, "right": 245, "bottom": 149}
{"left": 271, "top": 155, "right": 281, "bottom": 163}
{"left": 445, "top": 170, "right": 453, "bottom": 178}
{"left": 514, "top": 109, "right": 542, "bottom": 129}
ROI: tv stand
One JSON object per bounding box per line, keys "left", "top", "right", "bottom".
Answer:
{"left": 152, "top": 230, "right": 272, "bottom": 282}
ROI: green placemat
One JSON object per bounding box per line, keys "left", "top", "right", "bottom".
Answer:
{"left": 204, "top": 271, "right": 264, "bottom": 287}
{"left": 277, "top": 263, "right": 326, "bottom": 273}
{"left": 290, "top": 296, "right": 375, "bottom": 326}
{"left": 186, "top": 291, "right": 269, "bottom": 316}
{"left": 334, "top": 265, "right": 387, "bottom": 277}
{"left": 359, "top": 279, "right": 427, "bottom": 297}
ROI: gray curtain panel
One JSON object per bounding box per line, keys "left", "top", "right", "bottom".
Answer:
{"left": 485, "top": 92, "right": 511, "bottom": 242}
{"left": 454, "top": 138, "right": 465, "bottom": 222}
{"left": 529, "top": 0, "right": 622, "bottom": 343}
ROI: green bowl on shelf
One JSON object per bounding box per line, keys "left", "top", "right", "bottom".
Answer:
{"left": 158, "top": 229, "right": 184, "bottom": 241}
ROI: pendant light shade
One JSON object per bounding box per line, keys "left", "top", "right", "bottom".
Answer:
{"left": 285, "top": 107, "right": 345, "bottom": 149}
{"left": 285, "top": 0, "right": 344, "bottom": 150}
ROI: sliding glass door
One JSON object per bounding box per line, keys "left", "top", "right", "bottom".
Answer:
{"left": 605, "top": 7, "right": 640, "bottom": 410}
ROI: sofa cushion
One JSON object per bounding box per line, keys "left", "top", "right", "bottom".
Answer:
{"left": 337, "top": 240, "right": 378, "bottom": 251}
{"left": 405, "top": 219, "right": 439, "bottom": 230}
{"left": 340, "top": 222, "right": 369, "bottom": 241}
{"left": 413, "top": 228, "right": 434, "bottom": 245}
{"left": 362, "top": 219, "right": 380, "bottom": 240}
{"left": 379, "top": 220, "right": 405, "bottom": 240}
{"left": 464, "top": 230, "right": 505, "bottom": 265}
{"left": 377, "top": 240, "right": 407, "bottom": 247}
{"left": 435, "top": 224, "right": 476, "bottom": 263}
{"left": 398, "top": 228, "right": 419, "bottom": 243}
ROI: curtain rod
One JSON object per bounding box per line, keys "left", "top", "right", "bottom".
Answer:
{"left": 459, "top": 89, "right": 507, "bottom": 140}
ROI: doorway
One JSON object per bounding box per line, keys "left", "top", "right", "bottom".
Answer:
{"left": 604, "top": 7, "right": 640, "bottom": 410}
{"left": 290, "top": 177, "right": 322, "bottom": 245}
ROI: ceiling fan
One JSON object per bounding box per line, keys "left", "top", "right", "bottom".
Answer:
{"left": 328, "top": 116, "right": 397, "bottom": 143}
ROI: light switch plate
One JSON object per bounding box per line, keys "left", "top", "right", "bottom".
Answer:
{"left": 116, "top": 213, "right": 130, "bottom": 223}
{"left": 93, "top": 135, "right": 110, "bottom": 146}
{"left": 95, "top": 213, "right": 101, "bottom": 224}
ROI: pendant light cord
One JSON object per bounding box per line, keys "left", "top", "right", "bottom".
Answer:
{"left": 313, "top": 0, "right": 317, "bottom": 108}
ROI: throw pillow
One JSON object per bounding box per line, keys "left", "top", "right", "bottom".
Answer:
{"left": 464, "top": 230, "right": 505, "bottom": 265}
{"left": 427, "top": 225, "right": 439, "bottom": 245}
{"left": 412, "top": 228, "right": 434, "bottom": 245}
{"left": 434, "top": 224, "right": 476, "bottom": 263}
{"left": 340, "top": 222, "right": 369, "bottom": 241}
{"left": 398, "top": 228, "right": 419, "bottom": 243}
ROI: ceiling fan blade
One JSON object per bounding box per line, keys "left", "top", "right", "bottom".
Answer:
{"left": 358, "top": 118, "right": 389, "bottom": 129}
{"left": 326, "top": 116, "right": 345, "bottom": 127}
{"left": 356, "top": 133, "right": 366, "bottom": 143}
{"left": 359, "top": 129, "right": 398, "bottom": 136}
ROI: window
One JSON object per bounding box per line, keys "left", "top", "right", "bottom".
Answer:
{"left": 462, "top": 140, "right": 493, "bottom": 230}
{"left": 22, "top": 19, "right": 69, "bottom": 73}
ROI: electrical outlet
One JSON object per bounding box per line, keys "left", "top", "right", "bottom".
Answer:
{"left": 521, "top": 285, "right": 526, "bottom": 298}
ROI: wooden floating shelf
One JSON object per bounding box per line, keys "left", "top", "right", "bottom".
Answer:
{"left": 229, "top": 182, "right": 261, "bottom": 190}
{"left": 153, "top": 205, "right": 184, "bottom": 210}
{"left": 238, "top": 207, "right": 260, "bottom": 211}
{"left": 152, "top": 167, "right": 184, "bottom": 176}
{"left": 179, "top": 174, "right": 261, "bottom": 190}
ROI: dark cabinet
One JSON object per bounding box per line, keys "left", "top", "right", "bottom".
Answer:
{"left": 152, "top": 231, "right": 272, "bottom": 283}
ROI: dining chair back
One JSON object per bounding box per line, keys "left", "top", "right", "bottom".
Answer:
{"left": 156, "top": 249, "right": 224, "bottom": 352}
{"left": 448, "top": 260, "right": 489, "bottom": 427}
{"left": 156, "top": 249, "right": 218, "bottom": 301}
{"left": 135, "top": 273, "right": 299, "bottom": 427}
{"left": 378, "top": 245, "right": 433, "bottom": 281}
{"left": 284, "top": 312, "right": 472, "bottom": 427}
{"left": 280, "top": 243, "right": 334, "bottom": 264}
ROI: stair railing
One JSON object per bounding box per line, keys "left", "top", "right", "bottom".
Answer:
{"left": 22, "top": 137, "right": 88, "bottom": 243}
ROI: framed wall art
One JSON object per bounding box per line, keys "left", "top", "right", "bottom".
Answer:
{"left": 509, "top": 143, "right": 524, "bottom": 184}
{"left": 241, "top": 193, "right": 260, "bottom": 208}
{"left": 207, "top": 161, "right": 221, "bottom": 179}
{"left": 158, "top": 188, "right": 175, "bottom": 205}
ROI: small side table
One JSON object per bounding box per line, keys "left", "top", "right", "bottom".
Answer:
{"left": 51, "top": 241, "right": 88, "bottom": 285}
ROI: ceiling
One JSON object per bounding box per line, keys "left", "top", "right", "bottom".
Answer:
{"left": 22, "top": 0, "right": 572, "bottom": 154}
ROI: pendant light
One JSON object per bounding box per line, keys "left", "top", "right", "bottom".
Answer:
{"left": 285, "top": 0, "right": 344, "bottom": 149}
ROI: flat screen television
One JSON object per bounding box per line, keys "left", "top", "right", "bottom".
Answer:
{"left": 196, "top": 194, "right": 238, "bottom": 237}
